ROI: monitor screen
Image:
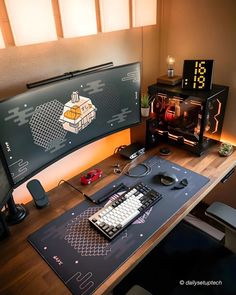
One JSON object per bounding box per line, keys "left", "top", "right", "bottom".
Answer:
{"left": 0, "top": 62, "right": 141, "bottom": 187}
{"left": 0, "top": 152, "right": 13, "bottom": 209}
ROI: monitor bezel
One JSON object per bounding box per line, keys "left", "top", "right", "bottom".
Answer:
{"left": 0, "top": 62, "right": 142, "bottom": 188}
{"left": 0, "top": 146, "right": 14, "bottom": 209}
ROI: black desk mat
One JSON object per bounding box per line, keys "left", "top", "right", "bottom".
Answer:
{"left": 28, "top": 156, "right": 209, "bottom": 295}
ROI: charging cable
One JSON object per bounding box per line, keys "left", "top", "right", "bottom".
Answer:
{"left": 125, "top": 163, "right": 152, "bottom": 178}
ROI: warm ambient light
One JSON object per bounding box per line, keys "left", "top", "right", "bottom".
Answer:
{"left": 59, "top": 0, "right": 97, "bottom": 38}
{"left": 99, "top": 0, "right": 130, "bottom": 32}
{"left": 5, "top": 0, "right": 57, "bottom": 46}
{"left": 0, "top": 28, "right": 5, "bottom": 48}
{"left": 220, "top": 132, "right": 236, "bottom": 147}
{"left": 166, "top": 55, "right": 175, "bottom": 77}
{"left": 132, "top": 0, "right": 157, "bottom": 27}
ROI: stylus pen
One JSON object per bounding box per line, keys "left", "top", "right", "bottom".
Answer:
{"left": 95, "top": 183, "right": 128, "bottom": 204}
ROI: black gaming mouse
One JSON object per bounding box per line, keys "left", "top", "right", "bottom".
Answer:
{"left": 160, "top": 172, "right": 178, "bottom": 186}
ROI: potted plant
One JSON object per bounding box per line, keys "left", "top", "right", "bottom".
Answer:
{"left": 141, "top": 93, "right": 150, "bottom": 117}
{"left": 218, "top": 142, "right": 233, "bottom": 157}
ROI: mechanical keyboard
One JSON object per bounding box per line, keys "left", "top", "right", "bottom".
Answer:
{"left": 89, "top": 182, "right": 162, "bottom": 240}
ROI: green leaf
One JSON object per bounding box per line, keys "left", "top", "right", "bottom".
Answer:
{"left": 141, "top": 93, "right": 150, "bottom": 108}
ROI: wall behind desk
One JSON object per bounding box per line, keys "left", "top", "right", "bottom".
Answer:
{"left": 0, "top": 9, "right": 159, "bottom": 204}
{"left": 159, "top": 0, "right": 236, "bottom": 145}
{"left": 158, "top": 0, "right": 236, "bottom": 207}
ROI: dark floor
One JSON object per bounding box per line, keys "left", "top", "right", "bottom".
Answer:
{"left": 113, "top": 219, "right": 235, "bottom": 295}
{"left": 113, "top": 202, "right": 233, "bottom": 295}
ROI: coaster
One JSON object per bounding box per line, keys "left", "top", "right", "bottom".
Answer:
{"left": 159, "top": 147, "right": 171, "bottom": 156}
{"left": 156, "top": 75, "right": 182, "bottom": 86}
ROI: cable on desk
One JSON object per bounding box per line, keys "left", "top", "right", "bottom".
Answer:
{"left": 113, "top": 161, "right": 131, "bottom": 175}
{"left": 58, "top": 179, "right": 96, "bottom": 203}
{"left": 125, "top": 163, "right": 152, "bottom": 178}
{"left": 113, "top": 153, "right": 150, "bottom": 177}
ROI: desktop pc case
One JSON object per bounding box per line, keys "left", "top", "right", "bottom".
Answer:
{"left": 147, "top": 83, "right": 228, "bottom": 155}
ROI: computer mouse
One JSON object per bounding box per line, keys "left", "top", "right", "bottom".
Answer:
{"left": 160, "top": 172, "right": 178, "bottom": 186}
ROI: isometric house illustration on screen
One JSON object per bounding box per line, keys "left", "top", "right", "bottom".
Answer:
{"left": 59, "top": 91, "right": 97, "bottom": 134}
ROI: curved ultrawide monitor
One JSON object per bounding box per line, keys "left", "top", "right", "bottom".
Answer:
{"left": 0, "top": 151, "right": 13, "bottom": 209}
{"left": 0, "top": 62, "right": 141, "bottom": 187}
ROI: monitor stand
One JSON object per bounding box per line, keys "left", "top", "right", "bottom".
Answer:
{"left": 5, "top": 195, "right": 28, "bottom": 225}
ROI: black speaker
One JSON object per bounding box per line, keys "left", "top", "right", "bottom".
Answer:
{"left": 26, "top": 179, "right": 49, "bottom": 209}
{"left": 146, "top": 118, "right": 159, "bottom": 148}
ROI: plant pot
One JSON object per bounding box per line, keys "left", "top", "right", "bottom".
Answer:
{"left": 218, "top": 143, "right": 233, "bottom": 157}
{"left": 141, "top": 107, "right": 150, "bottom": 117}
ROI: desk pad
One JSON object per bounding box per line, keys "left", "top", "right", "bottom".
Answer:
{"left": 28, "top": 156, "right": 209, "bottom": 295}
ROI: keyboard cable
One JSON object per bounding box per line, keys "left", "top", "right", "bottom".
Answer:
{"left": 57, "top": 179, "right": 96, "bottom": 203}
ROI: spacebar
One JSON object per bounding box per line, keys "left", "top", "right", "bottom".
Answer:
{"left": 120, "top": 210, "right": 139, "bottom": 227}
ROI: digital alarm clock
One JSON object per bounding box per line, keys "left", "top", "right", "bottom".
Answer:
{"left": 182, "top": 60, "right": 214, "bottom": 90}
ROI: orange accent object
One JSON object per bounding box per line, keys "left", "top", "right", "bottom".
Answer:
{"left": 212, "top": 99, "right": 222, "bottom": 134}
{"left": 64, "top": 105, "right": 81, "bottom": 120}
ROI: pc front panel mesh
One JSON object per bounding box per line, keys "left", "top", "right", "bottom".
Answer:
{"left": 0, "top": 63, "right": 141, "bottom": 186}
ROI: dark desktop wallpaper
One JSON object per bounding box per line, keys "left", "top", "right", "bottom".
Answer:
{"left": 0, "top": 63, "right": 141, "bottom": 186}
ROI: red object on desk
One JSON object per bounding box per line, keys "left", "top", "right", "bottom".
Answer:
{"left": 80, "top": 168, "right": 102, "bottom": 185}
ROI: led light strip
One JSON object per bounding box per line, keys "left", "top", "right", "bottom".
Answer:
{"left": 212, "top": 99, "right": 221, "bottom": 134}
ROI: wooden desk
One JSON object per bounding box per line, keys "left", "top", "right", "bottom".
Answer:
{"left": 1, "top": 144, "right": 236, "bottom": 295}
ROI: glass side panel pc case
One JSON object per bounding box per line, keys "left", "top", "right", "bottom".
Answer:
{"left": 0, "top": 62, "right": 141, "bottom": 187}
{"left": 147, "top": 83, "right": 228, "bottom": 155}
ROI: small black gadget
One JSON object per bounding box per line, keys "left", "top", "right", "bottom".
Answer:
{"left": 172, "top": 178, "right": 188, "bottom": 190}
{"left": 119, "top": 143, "right": 145, "bottom": 160}
{"left": 26, "top": 179, "right": 49, "bottom": 209}
{"left": 159, "top": 147, "right": 171, "bottom": 156}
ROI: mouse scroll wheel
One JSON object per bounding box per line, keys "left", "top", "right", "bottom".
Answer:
{"left": 164, "top": 176, "right": 172, "bottom": 181}
{"left": 160, "top": 176, "right": 175, "bottom": 186}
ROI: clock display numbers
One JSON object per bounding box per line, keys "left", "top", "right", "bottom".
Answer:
{"left": 182, "top": 60, "right": 214, "bottom": 90}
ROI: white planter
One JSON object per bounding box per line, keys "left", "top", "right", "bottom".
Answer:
{"left": 141, "top": 107, "right": 150, "bottom": 117}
